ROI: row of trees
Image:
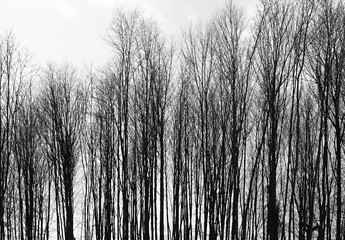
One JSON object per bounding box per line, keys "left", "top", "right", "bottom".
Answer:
{"left": 1, "top": 0, "right": 345, "bottom": 239}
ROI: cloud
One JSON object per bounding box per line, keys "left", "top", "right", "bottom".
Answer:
{"left": 54, "top": 0, "right": 80, "bottom": 20}
{"left": 87, "top": 0, "right": 153, "bottom": 12}
{"left": 88, "top": 0, "right": 117, "bottom": 8}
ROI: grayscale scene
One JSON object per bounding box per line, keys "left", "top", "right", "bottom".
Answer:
{"left": 1, "top": 0, "right": 345, "bottom": 239}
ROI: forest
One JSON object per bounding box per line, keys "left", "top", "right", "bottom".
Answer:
{"left": 1, "top": 0, "right": 345, "bottom": 239}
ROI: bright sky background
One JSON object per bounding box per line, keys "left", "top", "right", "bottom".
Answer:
{"left": 0, "top": 0, "right": 259, "bottom": 69}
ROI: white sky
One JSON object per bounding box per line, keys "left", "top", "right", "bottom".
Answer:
{"left": 0, "top": 0, "right": 259, "bottom": 68}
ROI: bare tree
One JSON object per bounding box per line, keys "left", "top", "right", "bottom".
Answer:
{"left": 39, "top": 64, "right": 84, "bottom": 240}
{"left": 0, "top": 33, "right": 32, "bottom": 240}
{"left": 213, "top": 2, "right": 251, "bottom": 239}
{"left": 254, "top": 0, "right": 296, "bottom": 238}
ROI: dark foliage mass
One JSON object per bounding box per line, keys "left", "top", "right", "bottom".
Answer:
{"left": 1, "top": 0, "right": 345, "bottom": 239}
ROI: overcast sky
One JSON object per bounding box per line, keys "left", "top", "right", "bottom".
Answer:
{"left": 0, "top": 0, "right": 259, "bottom": 68}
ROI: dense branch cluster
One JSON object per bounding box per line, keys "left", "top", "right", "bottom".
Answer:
{"left": 1, "top": 0, "right": 345, "bottom": 239}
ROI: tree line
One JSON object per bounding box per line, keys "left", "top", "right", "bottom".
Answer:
{"left": 1, "top": 0, "right": 345, "bottom": 239}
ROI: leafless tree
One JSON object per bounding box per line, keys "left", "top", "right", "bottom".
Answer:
{"left": 39, "top": 64, "right": 85, "bottom": 240}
